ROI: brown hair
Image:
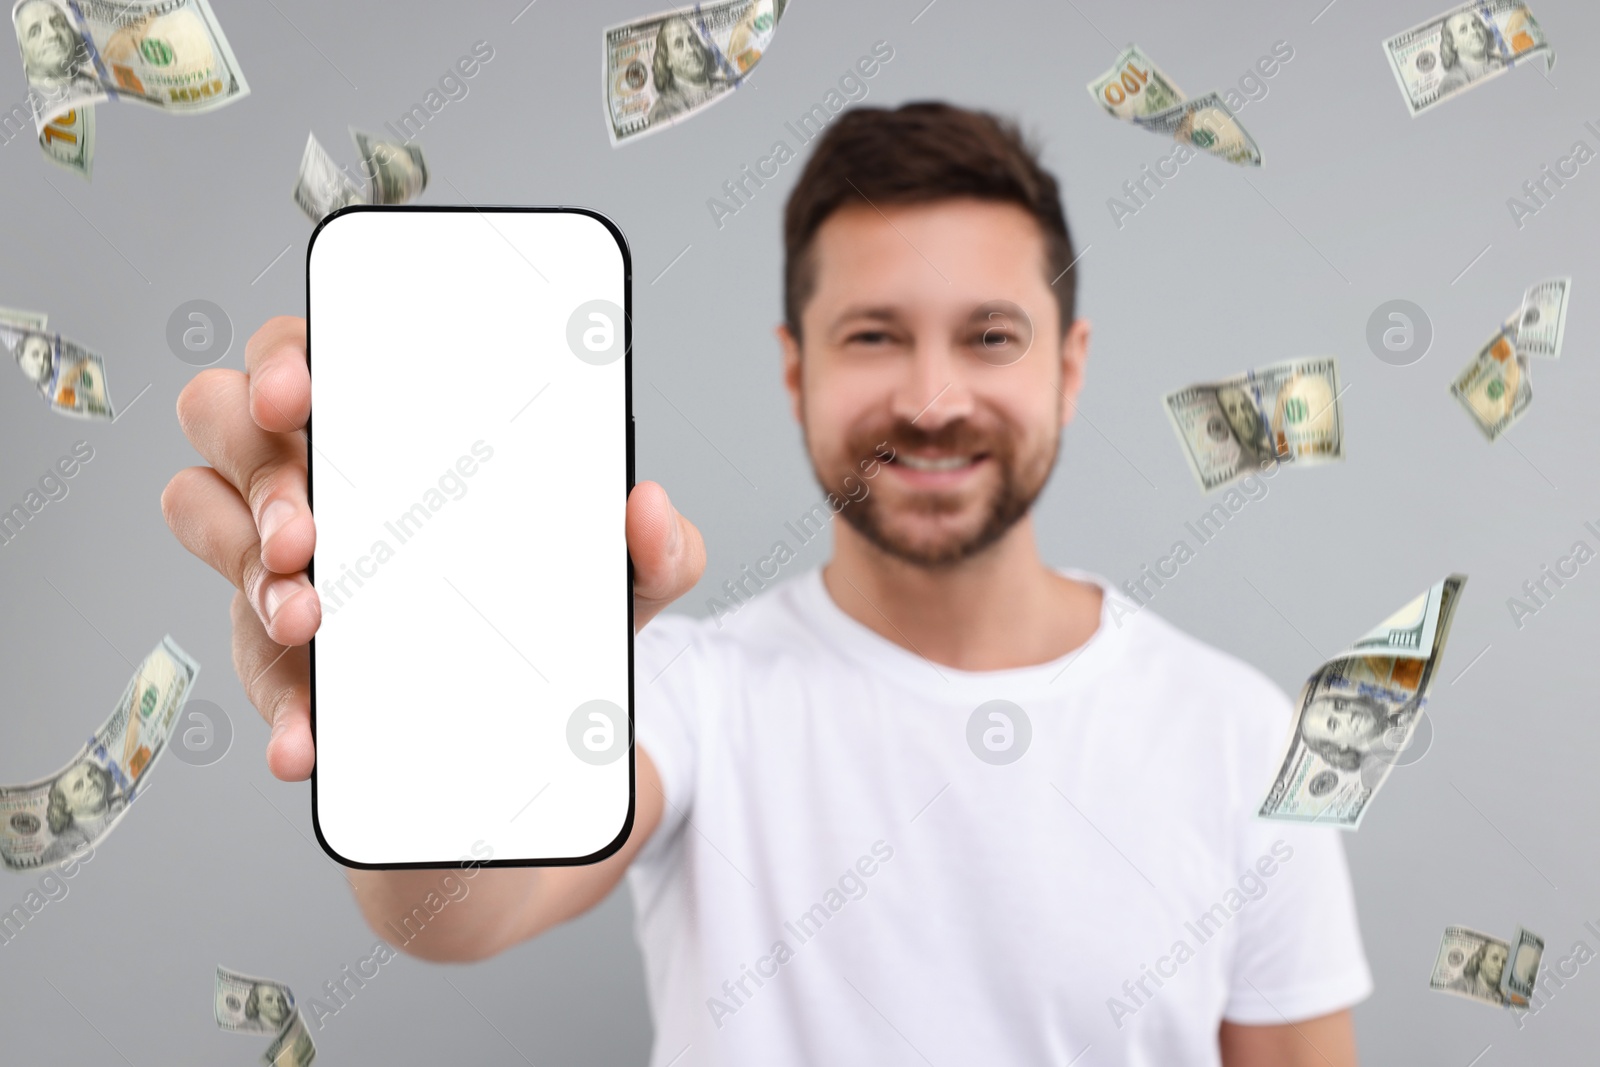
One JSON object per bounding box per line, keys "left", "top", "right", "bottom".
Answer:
{"left": 782, "top": 101, "right": 1076, "bottom": 339}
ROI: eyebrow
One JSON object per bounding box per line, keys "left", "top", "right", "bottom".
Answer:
{"left": 826, "top": 306, "right": 905, "bottom": 336}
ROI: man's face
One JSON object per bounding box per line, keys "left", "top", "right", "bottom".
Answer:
{"left": 58, "top": 762, "right": 106, "bottom": 818}
{"left": 1217, "top": 386, "right": 1262, "bottom": 445}
{"left": 1481, "top": 943, "right": 1508, "bottom": 985}
{"left": 16, "top": 1, "right": 78, "bottom": 79}
{"left": 17, "top": 335, "right": 52, "bottom": 384}
{"left": 1301, "top": 695, "right": 1384, "bottom": 754}
{"left": 783, "top": 199, "right": 1086, "bottom": 568}
{"left": 256, "top": 985, "right": 290, "bottom": 1025}
{"left": 661, "top": 18, "right": 710, "bottom": 84}
{"left": 1446, "top": 14, "right": 1491, "bottom": 60}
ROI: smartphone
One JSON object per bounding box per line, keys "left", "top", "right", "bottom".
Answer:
{"left": 306, "top": 206, "right": 633, "bottom": 868}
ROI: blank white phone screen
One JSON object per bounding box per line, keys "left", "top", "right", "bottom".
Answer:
{"left": 308, "top": 208, "right": 631, "bottom": 867}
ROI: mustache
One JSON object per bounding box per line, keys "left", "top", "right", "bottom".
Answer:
{"left": 850, "top": 420, "right": 1003, "bottom": 460}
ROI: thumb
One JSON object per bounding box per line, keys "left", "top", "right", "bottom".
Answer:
{"left": 627, "top": 481, "right": 705, "bottom": 631}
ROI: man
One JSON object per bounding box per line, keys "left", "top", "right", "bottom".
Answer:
{"left": 1296, "top": 691, "right": 1401, "bottom": 773}
{"left": 1447, "top": 939, "right": 1508, "bottom": 1005}
{"left": 13, "top": 0, "right": 91, "bottom": 89}
{"left": 245, "top": 981, "right": 294, "bottom": 1030}
{"left": 13, "top": 332, "right": 54, "bottom": 394}
{"left": 164, "top": 102, "right": 1370, "bottom": 1065}
{"left": 1215, "top": 382, "right": 1274, "bottom": 467}
{"left": 649, "top": 15, "right": 728, "bottom": 123}
{"left": 41, "top": 760, "right": 119, "bottom": 865}
{"left": 1437, "top": 10, "right": 1503, "bottom": 96}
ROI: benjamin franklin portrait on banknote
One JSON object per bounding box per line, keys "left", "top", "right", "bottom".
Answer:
{"left": 13, "top": 0, "right": 94, "bottom": 91}
{"left": 1437, "top": 10, "right": 1505, "bottom": 96}
{"left": 245, "top": 982, "right": 294, "bottom": 1030}
{"left": 1215, "top": 383, "right": 1275, "bottom": 466}
{"left": 40, "top": 760, "right": 123, "bottom": 865}
{"left": 1296, "top": 690, "right": 1418, "bottom": 780}
{"left": 13, "top": 332, "right": 54, "bottom": 392}
{"left": 649, "top": 16, "right": 730, "bottom": 124}
{"left": 1445, "top": 938, "right": 1508, "bottom": 1005}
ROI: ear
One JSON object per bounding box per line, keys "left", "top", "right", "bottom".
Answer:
{"left": 1058, "top": 317, "right": 1091, "bottom": 428}
{"left": 778, "top": 323, "right": 804, "bottom": 425}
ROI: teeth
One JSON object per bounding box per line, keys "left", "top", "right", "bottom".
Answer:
{"left": 898, "top": 454, "right": 972, "bottom": 471}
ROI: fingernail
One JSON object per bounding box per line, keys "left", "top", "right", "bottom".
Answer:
{"left": 667, "top": 505, "right": 682, "bottom": 553}
{"left": 259, "top": 499, "right": 294, "bottom": 545}
{"left": 263, "top": 577, "right": 300, "bottom": 620}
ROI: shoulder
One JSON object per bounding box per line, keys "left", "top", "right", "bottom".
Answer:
{"left": 1107, "top": 595, "right": 1296, "bottom": 736}
{"left": 636, "top": 570, "right": 817, "bottom": 684}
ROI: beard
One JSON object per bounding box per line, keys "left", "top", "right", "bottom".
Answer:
{"left": 807, "top": 407, "right": 1059, "bottom": 569}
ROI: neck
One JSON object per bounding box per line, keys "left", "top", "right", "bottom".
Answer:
{"left": 822, "top": 515, "right": 1103, "bottom": 671}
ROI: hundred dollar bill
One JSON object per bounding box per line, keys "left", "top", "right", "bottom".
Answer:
{"left": 1087, "top": 44, "right": 1186, "bottom": 121}
{"left": 1133, "top": 90, "right": 1261, "bottom": 166}
{"left": 1163, "top": 357, "right": 1342, "bottom": 492}
{"left": 0, "top": 306, "right": 46, "bottom": 329}
{"left": 214, "top": 966, "right": 297, "bottom": 1037}
{"left": 0, "top": 636, "right": 200, "bottom": 871}
{"left": 260, "top": 1009, "right": 316, "bottom": 1067}
{"left": 351, "top": 128, "right": 428, "bottom": 206}
{"left": 1, "top": 322, "right": 114, "bottom": 419}
{"left": 37, "top": 103, "right": 92, "bottom": 178}
{"left": 1501, "top": 926, "right": 1545, "bottom": 1007}
{"left": 292, "top": 132, "right": 366, "bottom": 224}
{"left": 604, "top": 0, "right": 786, "bottom": 146}
{"left": 1507, "top": 277, "right": 1570, "bottom": 359}
{"left": 1382, "top": 0, "right": 1552, "bottom": 117}
{"left": 1431, "top": 926, "right": 1512, "bottom": 1006}
{"left": 1259, "top": 575, "right": 1467, "bottom": 829}
{"left": 1450, "top": 327, "right": 1531, "bottom": 441}
{"left": 12, "top": 0, "right": 249, "bottom": 133}
{"left": 1087, "top": 44, "right": 1261, "bottom": 166}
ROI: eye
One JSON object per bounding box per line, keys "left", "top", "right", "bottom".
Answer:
{"left": 846, "top": 329, "right": 893, "bottom": 346}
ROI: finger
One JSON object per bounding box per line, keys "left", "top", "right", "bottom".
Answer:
{"left": 163, "top": 467, "right": 321, "bottom": 645}
{"left": 176, "top": 368, "right": 313, "bottom": 574}
{"left": 244, "top": 316, "right": 310, "bottom": 433}
{"left": 231, "top": 590, "right": 314, "bottom": 782}
{"left": 627, "top": 481, "right": 705, "bottom": 632}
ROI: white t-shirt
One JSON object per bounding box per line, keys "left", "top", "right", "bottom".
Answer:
{"left": 627, "top": 566, "right": 1372, "bottom": 1066}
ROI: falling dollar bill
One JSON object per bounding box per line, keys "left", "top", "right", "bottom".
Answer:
{"left": 1087, "top": 44, "right": 1186, "bottom": 120}
{"left": 1087, "top": 44, "right": 1261, "bottom": 166}
{"left": 291, "top": 132, "right": 366, "bottom": 224}
{"left": 0, "top": 637, "right": 200, "bottom": 871}
{"left": 1382, "top": 0, "right": 1552, "bottom": 117}
{"left": 216, "top": 966, "right": 316, "bottom": 1066}
{"left": 1260, "top": 575, "right": 1467, "bottom": 829}
{"left": 604, "top": 0, "right": 786, "bottom": 146}
{"left": 10, "top": 0, "right": 249, "bottom": 133}
{"left": 1507, "top": 277, "right": 1570, "bottom": 359}
{"left": 352, "top": 128, "right": 428, "bottom": 206}
{"left": 1163, "top": 357, "right": 1342, "bottom": 492}
{"left": 1431, "top": 926, "right": 1513, "bottom": 1006}
{"left": 37, "top": 103, "right": 92, "bottom": 178}
{"left": 1450, "top": 326, "right": 1531, "bottom": 441}
{"left": 1, "top": 321, "right": 115, "bottom": 419}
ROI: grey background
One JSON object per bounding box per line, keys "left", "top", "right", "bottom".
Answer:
{"left": 1, "top": 0, "right": 1596, "bottom": 1062}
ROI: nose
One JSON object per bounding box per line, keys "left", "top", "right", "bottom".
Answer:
{"left": 890, "top": 336, "right": 975, "bottom": 431}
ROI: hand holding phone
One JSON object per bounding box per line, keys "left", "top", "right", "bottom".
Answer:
{"left": 165, "top": 209, "right": 707, "bottom": 873}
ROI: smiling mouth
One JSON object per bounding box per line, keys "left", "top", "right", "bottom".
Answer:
{"left": 889, "top": 451, "right": 988, "bottom": 472}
